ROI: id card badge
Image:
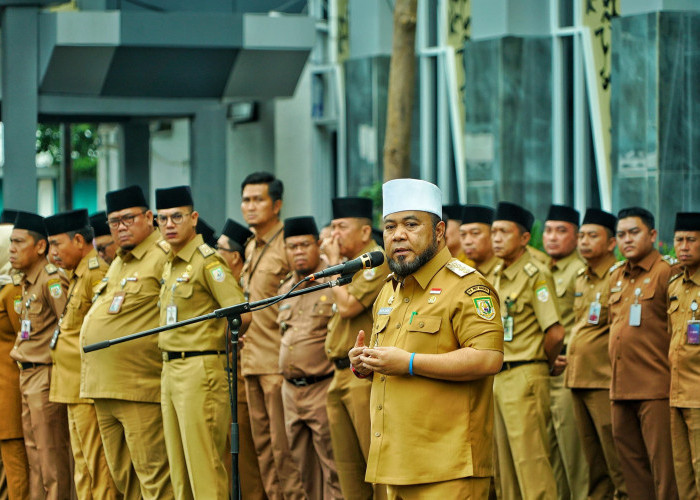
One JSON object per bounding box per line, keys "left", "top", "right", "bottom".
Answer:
{"left": 49, "top": 328, "right": 59, "bottom": 350}
{"left": 503, "top": 316, "right": 514, "bottom": 342}
{"left": 20, "top": 319, "right": 31, "bottom": 340}
{"left": 629, "top": 304, "right": 642, "bottom": 327}
{"left": 166, "top": 304, "right": 178, "bottom": 325}
{"left": 687, "top": 320, "right": 700, "bottom": 345}
{"left": 588, "top": 301, "right": 601, "bottom": 325}
{"left": 108, "top": 292, "right": 125, "bottom": 314}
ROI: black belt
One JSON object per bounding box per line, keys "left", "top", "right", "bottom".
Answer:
{"left": 162, "top": 350, "right": 224, "bottom": 362}
{"left": 285, "top": 372, "right": 334, "bottom": 387}
{"left": 332, "top": 357, "right": 351, "bottom": 370}
{"left": 500, "top": 360, "right": 546, "bottom": 372}
{"left": 16, "top": 361, "right": 50, "bottom": 370}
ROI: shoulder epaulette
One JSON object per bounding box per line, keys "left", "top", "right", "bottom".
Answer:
{"left": 280, "top": 271, "right": 294, "bottom": 285}
{"left": 445, "top": 259, "right": 475, "bottom": 277}
{"left": 669, "top": 272, "right": 683, "bottom": 284}
{"left": 577, "top": 267, "right": 586, "bottom": 276}
{"left": 198, "top": 243, "right": 215, "bottom": 258}
{"left": 662, "top": 255, "right": 677, "bottom": 266}
{"left": 609, "top": 260, "right": 625, "bottom": 273}
{"left": 157, "top": 240, "right": 171, "bottom": 253}
{"left": 88, "top": 257, "right": 100, "bottom": 269}
{"left": 524, "top": 262, "right": 539, "bottom": 277}
{"left": 45, "top": 263, "right": 58, "bottom": 274}
{"left": 12, "top": 274, "right": 21, "bottom": 286}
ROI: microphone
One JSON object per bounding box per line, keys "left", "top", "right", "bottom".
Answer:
{"left": 308, "top": 251, "right": 384, "bottom": 281}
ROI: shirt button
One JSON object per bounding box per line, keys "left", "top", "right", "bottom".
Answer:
{"left": 631, "top": 279, "right": 635, "bottom": 283}
{"left": 377, "top": 404, "right": 383, "bottom": 410}
{"left": 396, "top": 323, "right": 401, "bottom": 329}
{"left": 375, "top": 432, "right": 381, "bottom": 437}
{"left": 403, "top": 298, "right": 410, "bottom": 303}
{"left": 380, "top": 376, "right": 386, "bottom": 381}
{"left": 419, "top": 322, "right": 425, "bottom": 328}
{"left": 326, "top": 349, "right": 331, "bottom": 353}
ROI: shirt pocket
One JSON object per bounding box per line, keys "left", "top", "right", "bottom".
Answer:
{"left": 278, "top": 306, "right": 293, "bottom": 333}
{"left": 667, "top": 300, "right": 679, "bottom": 316}
{"left": 312, "top": 302, "right": 334, "bottom": 318}
{"left": 404, "top": 315, "right": 441, "bottom": 354}
{"left": 173, "top": 283, "right": 193, "bottom": 300}
{"left": 370, "top": 314, "right": 390, "bottom": 347}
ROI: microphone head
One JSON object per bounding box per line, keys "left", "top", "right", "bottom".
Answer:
{"left": 367, "top": 251, "right": 385, "bottom": 267}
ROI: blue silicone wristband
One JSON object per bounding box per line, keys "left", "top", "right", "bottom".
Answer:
{"left": 409, "top": 352, "right": 416, "bottom": 376}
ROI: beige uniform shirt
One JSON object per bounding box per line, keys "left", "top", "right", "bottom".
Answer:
{"left": 50, "top": 249, "right": 108, "bottom": 403}
{"left": 277, "top": 265, "right": 335, "bottom": 379}
{"left": 549, "top": 252, "right": 585, "bottom": 344}
{"left": 80, "top": 230, "right": 170, "bottom": 402}
{"left": 667, "top": 266, "right": 700, "bottom": 408}
{"left": 366, "top": 247, "right": 503, "bottom": 484}
{"left": 11, "top": 259, "right": 67, "bottom": 364}
{"left": 240, "top": 221, "right": 289, "bottom": 376}
{"left": 159, "top": 235, "right": 244, "bottom": 352}
{"left": 565, "top": 254, "right": 617, "bottom": 389}
{"left": 477, "top": 254, "right": 501, "bottom": 285}
{"left": 608, "top": 250, "right": 674, "bottom": 400}
{"left": 494, "top": 250, "right": 560, "bottom": 362}
{"left": 325, "top": 241, "right": 389, "bottom": 360}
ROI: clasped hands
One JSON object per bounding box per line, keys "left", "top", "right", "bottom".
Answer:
{"left": 348, "top": 330, "right": 413, "bottom": 377}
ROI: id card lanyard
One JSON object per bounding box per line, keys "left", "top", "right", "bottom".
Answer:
{"left": 503, "top": 296, "right": 515, "bottom": 342}
{"left": 50, "top": 275, "right": 77, "bottom": 350}
{"left": 588, "top": 293, "right": 601, "bottom": 325}
{"left": 629, "top": 287, "right": 642, "bottom": 327}
{"left": 20, "top": 294, "right": 36, "bottom": 340}
{"left": 687, "top": 300, "right": 699, "bottom": 345}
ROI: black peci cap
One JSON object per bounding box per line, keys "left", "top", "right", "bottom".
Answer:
{"left": 494, "top": 202, "right": 534, "bottom": 232}
{"left": 105, "top": 185, "right": 148, "bottom": 214}
{"left": 14, "top": 211, "right": 47, "bottom": 237}
{"left": 442, "top": 204, "right": 463, "bottom": 222}
{"left": 89, "top": 212, "right": 111, "bottom": 237}
{"left": 674, "top": 212, "right": 700, "bottom": 232}
{"left": 196, "top": 217, "right": 217, "bottom": 247}
{"left": 582, "top": 208, "right": 617, "bottom": 234}
{"left": 461, "top": 205, "right": 494, "bottom": 225}
{"left": 546, "top": 204, "right": 580, "bottom": 226}
{"left": 284, "top": 216, "right": 319, "bottom": 238}
{"left": 1, "top": 209, "right": 18, "bottom": 224}
{"left": 45, "top": 209, "right": 90, "bottom": 236}
{"left": 155, "top": 186, "right": 194, "bottom": 210}
{"left": 332, "top": 197, "right": 373, "bottom": 220}
{"left": 221, "top": 219, "right": 253, "bottom": 248}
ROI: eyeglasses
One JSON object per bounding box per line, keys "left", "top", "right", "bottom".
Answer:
{"left": 96, "top": 240, "right": 115, "bottom": 253}
{"left": 156, "top": 212, "right": 192, "bottom": 225}
{"left": 215, "top": 245, "right": 235, "bottom": 253}
{"left": 285, "top": 241, "right": 315, "bottom": 251}
{"left": 107, "top": 211, "right": 146, "bottom": 229}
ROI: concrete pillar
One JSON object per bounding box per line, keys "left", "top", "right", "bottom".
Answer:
{"left": 190, "top": 106, "right": 227, "bottom": 222}
{"left": 2, "top": 7, "right": 39, "bottom": 211}
{"left": 122, "top": 121, "right": 151, "bottom": 195}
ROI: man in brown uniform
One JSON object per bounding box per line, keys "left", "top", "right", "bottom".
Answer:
{"left": 459, "top": 205, "right": 500, "bottom": 283}
{"left": 239, "top": 172, "right": 306, "bottom": 499}
{"left": 609, "top": 206, "right": 678, "bottom": 499}
{"left": 442, "top": 204, "right": 469, "bottom": 263}
{"left": 80, "top": 185, "right": 173, "bottom": 499}
{"left": 45, "top": 209, "right": 118, "bottom": 499}
{"left": 278, "top": 216, "right": 342, "bottom": 500}
{"left": 565, "top": 209, "right": 626, "bottom": 499}
{"left": 323, "top": 197, "right": 389, "bottom": 500}
{"left": 217, "top": 218, "right": 267, "bottom": 500}
{"left": 542, "top": 205, "right": 588, "bottom": 500}
{"left": 491, "top": 202, "right": 565, "bottom": 499}
{"left": 667, "top": 212, "right": 700, "bottom": 498}
{"left": 90, "top": 212, "right": 117, "bottom": 265}
{"left": 9, "top": 211, "right": 71, "bottom": 499}
{"left": 155, "top": 186, "right": 245, "bottom": 499}
{"left": 350, "top": 178, "right": 504, "bottom": 498}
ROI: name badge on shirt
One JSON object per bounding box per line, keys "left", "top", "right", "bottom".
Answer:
{"left": 108, "top": 292, "right": 125, "bottom": 314}
{"left": 503, "top": 316, "right": 514, "bottom": 342}
{"left": 378, "top": 307, "right": 392, "bottom": 315}
{"left": 687, "top": 321, "right": 700, "bottom": 345}
{"left": 166, "top": 304, "right": 178, "bottom": 325}
{"left": 629, "top": 288, "right": 642, "bottom": 327}
{"left": 588, "top": 293, "right": 601, "bottom": 325}
{"left": 20, "top": 319, "right": 31, "bottom": 340}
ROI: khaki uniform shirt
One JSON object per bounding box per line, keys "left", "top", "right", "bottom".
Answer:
{"left": 608, "top": 250, "right": 674, "bottom": 400}
{"left": 11, "top": 259, "right": 67, "bottom": 364}
{"left": 159, "top": 235, "right": 244, "bottom": 351}
{"left": 565, "top": 254, "right": 617, "bottom": 389}
{"left": 477, "top": 254, "right": 501, "bottom": 285}
{"left": 80, "top": 230, "right": 170, "bottom": 402}
{"left": 50, "top": 249, "right": 108, "bottom": 403}
{"left": 667, "top": 266, "right": 700, "bottom": 408}
{"left": 493, "top": 250, "right": 560, "bottom": 362}
{"left": 528, "top": 245, "right": 549, "bottom": 264}
{"left": 0, "top": 281, "right": 22, "bottom": 440}
{"left": 240, "top": 221, "right": 289, "bottom": 376}
{"left": 277, "top": 264, "right": 335, "bottom": 379}
{"left": 549, "top": 252, "right": 585, "bottom": 344}
{"left": 366, "top": 247, "right": 503, "bottom": 484}
{"left": 325, "top": 241, "right": 389, "bottom": 360}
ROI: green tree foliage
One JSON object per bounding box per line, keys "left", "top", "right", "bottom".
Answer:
{"left": 36, "top": 124, "right": 100, "bottom": 179}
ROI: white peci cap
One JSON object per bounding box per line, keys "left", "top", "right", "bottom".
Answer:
{"left": 382, "top": 178, "right": 443, "bottom": 219}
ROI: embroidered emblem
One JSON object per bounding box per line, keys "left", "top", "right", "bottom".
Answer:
{"left": 465, "top": 285, "right": 490, "bottom": 296}
{"left": 363, "top": 268, "right": 376, "bottom": 280}
{"left": 473, "top": 297, "right": 496, "bottom": 320}
{"left": 536, "top": 285, "right": 550, "bottom": 303}
{"left": 48, "top": 279, "right": 62, "bottom": 299}
{"left": 209, "top": 265, "right": 225, "bottom": 282}
{"left": 428, "top": 296, "right": 437, "bottom": 304}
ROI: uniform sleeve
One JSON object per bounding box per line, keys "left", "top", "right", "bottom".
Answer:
{"left": 531, "top": 272, "right": 560, "bottom": 333}
{"left": 46, "top": 272, "right": 69, "bottom": 318}
{"left": 347, "top": 262, "right": 389, "bottom": 309}
{"left": 453, "top": 279, "right": 504, "bottom": 352}
{"left": 202, "top": 254, "right": 245, "bottom": 308}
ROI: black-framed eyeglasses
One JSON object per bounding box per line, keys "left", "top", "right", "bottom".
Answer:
{"left": 215, "top": 245, "right": 235, "bottom": 253}
{"left": 156, "top": 212, "right": 192, "bottom": 226}
{"left": 96, "top": 240, "right": 115, "bottom": 253}
{"left": 107, "top": 210, "right": 147, "bottom": 229}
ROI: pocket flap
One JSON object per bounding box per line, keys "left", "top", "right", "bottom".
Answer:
{"left": 407, "top": 315, "right": 441, "bottom": 334}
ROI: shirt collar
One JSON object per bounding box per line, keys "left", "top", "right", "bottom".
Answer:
{"left": 117, "top": 229, "right": 161, "bottom": 261}
{"left": 588, "top": 254, "right": 618, "bottom": 279}
{"left": 685, "top": 266, "right": 700, "bottom": 286}
{"left": 479, "top": 254, "right": 500, "bottom": 275}
{"left": 389, "top": 246, "right": 452, "bottom": 290}
{"left": 172, "top": 234, "right": 203, "bottom": 264}
{"left": 74, "top": 248, "right": 99, "bottom": 279}
{"left": 502, "top": 250, "right": 531, "bottom": 281}
{"left": 550, "top": 251, "right": 581, "bottom": 271}
{"left": 23, "top": 257, "right": 46, "bottom": 285}
{"left": 256, "top": 221, "right": 283, "bottom": 246}
{"left": 624, "top": 249, "right": 659, "bottom": 273}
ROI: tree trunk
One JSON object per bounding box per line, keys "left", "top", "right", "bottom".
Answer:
{"left": 382, "top": 0, "right": 417, "bottom": 181}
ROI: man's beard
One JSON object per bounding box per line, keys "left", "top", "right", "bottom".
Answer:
{"left": 388, "top": 234, "right": 439, "bottom": 278}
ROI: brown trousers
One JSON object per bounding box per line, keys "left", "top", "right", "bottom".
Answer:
{"left": 282, "top": 377, "right": 342, "bottom": 500}
{"left": 670, "top": 406, "right": 700, "bottom": 499}
{"left": 571, "top": 389, "right": 627, "bottom": 499}
{"left": 18, "top": 365, "right": 72, "bottom": 500}
{"left": 245, "top": 373, "right": 306, "bottom": 500}
{"left": 0, "top": 439, "right": 29, "bottom": 500}
{"left": 385, "top": 477, "right": 490, "bottom": 500}
{"left": 611, "top": 399, "right": 678, "bottom": 500}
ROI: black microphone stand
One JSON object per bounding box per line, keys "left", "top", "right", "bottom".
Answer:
{"left": 83, "top": 273, "right": 354, "bottom": 500}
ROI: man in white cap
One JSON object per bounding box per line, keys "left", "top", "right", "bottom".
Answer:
{"left": 350, "top": 179, "right": 504, "bottom": 498}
